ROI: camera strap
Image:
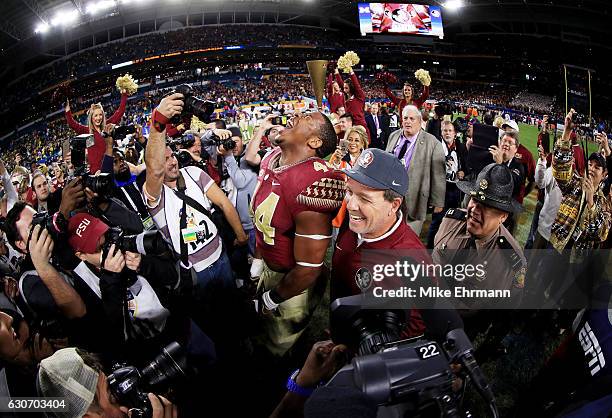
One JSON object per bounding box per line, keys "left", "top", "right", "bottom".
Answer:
{"left": 174, "top": 173, "right": 215, "bottom": 266}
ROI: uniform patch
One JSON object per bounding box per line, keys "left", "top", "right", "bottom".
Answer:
{"left": 355, "top": 267, "right": 373, "bottom": 291}
{"left": 358, "top": 150, "right": 374, "bottom": 168}
{"left": 513, "top": 266, "right": 526, "bottom": 289}
{"left": 297, "top": 177, "right": 345, "bottom": 210}
{"left": 444, "top": 208, "right": 467, "bottom": 221}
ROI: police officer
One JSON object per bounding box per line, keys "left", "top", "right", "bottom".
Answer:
{"left": 432, "top": 163, "right": 526, "bottom": 345}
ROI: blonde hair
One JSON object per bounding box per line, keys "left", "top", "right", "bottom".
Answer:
{"left": 344, "top": 125, "right": 368, "bottom": 151}
{"left": 87, "top": 103, "right": 106, "bottom": 133}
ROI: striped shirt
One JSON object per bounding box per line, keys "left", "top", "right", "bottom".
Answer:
{"left": 146, "top": 166, "right": 222, "bottom": 272}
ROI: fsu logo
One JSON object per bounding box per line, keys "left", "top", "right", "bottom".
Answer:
{"left": 358, "top": 150, "right": 374, "bottom": 168}
{"left": 355, "top": 267, "right": 373, "bottom": 291}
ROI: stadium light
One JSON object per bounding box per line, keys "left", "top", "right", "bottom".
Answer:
{"left": 87, "top": 0, "right": 116, "bottom": 14}
{"left": 35, "top": 22, "right": 50, "bottom": 34}
{"left": 443, "top": 0, "right": 464, "bottom": 11}
{"left": 50, "top": 9, "right": 79, "bottom": 26}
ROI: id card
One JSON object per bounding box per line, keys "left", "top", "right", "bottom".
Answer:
{"left": 181, "top": 224, "right": 214, "bottom": 244}
{"left": 142, "top": 216, "right": 155, "bottom": 231}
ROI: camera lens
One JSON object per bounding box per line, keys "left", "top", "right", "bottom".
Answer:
{"left": 189, "top": 98, "right": 215, "bottom": 124}
{"left": 352, "top": 311, "right": 404, "bottom": 356}
{"left": 140, "top": 342, "right": 187, "bottom": 387}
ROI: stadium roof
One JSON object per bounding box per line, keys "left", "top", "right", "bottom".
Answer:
{"left": 0, "top": 0, "right": 610, "bottom": 71}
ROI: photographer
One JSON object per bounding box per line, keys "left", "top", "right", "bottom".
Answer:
{"left": 3, "top": 197, "right": 89, "bottom": 345}
{"left": 144, "top": 93, "right": 248, "bottom": 299}
{"left": 37, "top": 347, "right": 177, "bottom": 418}
{"left": 32, "top": 172, "right": 62, "bottom": 214}
{"left": 216, "top": 126, "right": 258, "bottom": 280}
{"left": 270, "top": 340, "right": 348, "bottom": 418}
{"left": 244, "top": 114, "right": 283, "bottom": 169}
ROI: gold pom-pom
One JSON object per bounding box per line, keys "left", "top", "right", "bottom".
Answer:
{"left": 337, "top": 51, "right": 361, "bottom": 74}
{"left": 116, "top": 74, "right": 138, "bottom": 95}
{"left": 414, "top": 69, "right": 431, "bottom": 87}
{"left": 190, "top": 115, "right": 208, "bottom": 133}
{"left": 344, "top": 51, "right": 360, "bottom": 67}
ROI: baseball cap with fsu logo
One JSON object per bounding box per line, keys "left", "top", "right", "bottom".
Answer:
{"left": 343, "top": 149, "right": 408, "bottom": 196}
{"left": 67, "top": 213, "right": 109, "bottom": 254}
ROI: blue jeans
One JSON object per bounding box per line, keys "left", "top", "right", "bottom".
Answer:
{"left": 194, "top": 252, "right": 235, "bottom": 300}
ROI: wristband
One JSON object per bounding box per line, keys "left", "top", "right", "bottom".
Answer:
{"left": 261, "top": 290, "right": 280, "bottom": 311}
{"left": 269, "top": 288, "right": 284, "bottom": 304}
{"left": 152, "top": 109, "right": 171, "bottom": 133}
{"left": 286, "top": 369, "right": 315, "bottom": 397}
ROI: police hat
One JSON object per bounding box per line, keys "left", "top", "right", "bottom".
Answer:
{"left": 457, "top": 163, "right": 523, "bottom": 214}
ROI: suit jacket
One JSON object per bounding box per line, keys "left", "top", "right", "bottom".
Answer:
{"left": 365, "top": 113, "right": 381, "bottom": 149}
{"left": 379, "top": 113, "right": 391, "bottom": 147}
{"left": 386, "top": 129, "right": 446, "bottom": 222}
{"left": 366, "top": 113, "right": 391, "bottom": 150}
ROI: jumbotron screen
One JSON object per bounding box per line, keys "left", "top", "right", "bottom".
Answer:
{"left": 358, "top": 3, "right": 444, "bottom": 38}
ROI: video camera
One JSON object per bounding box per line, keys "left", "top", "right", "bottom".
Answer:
{"left": 328, "top": 296, "right": 498, "bottom": 418}
{"left": 103, "top": 227, "right": 170, "bottom": 260}
{"left": 108, "top": 342, "right": 187, "bottom": 418}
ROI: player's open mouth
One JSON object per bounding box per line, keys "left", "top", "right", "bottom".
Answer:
{"left": 349, "top": 214, "right": 365, "bottom": 222}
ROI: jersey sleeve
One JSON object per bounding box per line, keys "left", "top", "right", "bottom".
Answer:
{"left": 289, "top": 160, "right": 346, "bottom": 216}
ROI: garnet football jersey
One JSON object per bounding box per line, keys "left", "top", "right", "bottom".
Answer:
{"left": 251, "top": 147, "right": 345, "bottom": 271}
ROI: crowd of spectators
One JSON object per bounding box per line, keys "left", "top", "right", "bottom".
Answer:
{"left": 510, "top": 91, "right": 556, "bottom": 114}
{"left": 0, "top": 70, "right": 583, "bottom": 174}
{"left": 1, "top": 24, "right": 345, "bottom": 112}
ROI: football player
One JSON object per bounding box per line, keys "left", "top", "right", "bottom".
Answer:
{"left": 251, "top": 111, "right": 344, "bottom": 356}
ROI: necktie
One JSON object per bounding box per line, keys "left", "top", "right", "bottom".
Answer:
{"left": 374, "top": 116, "right": 379, "bottom": 130}
{"left": 398, "top": 139, "right": 410, "bottom": 160}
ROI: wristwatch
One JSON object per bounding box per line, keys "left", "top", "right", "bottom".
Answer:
{"left": 286, "top": 369, "right": 315, "bottom": 397}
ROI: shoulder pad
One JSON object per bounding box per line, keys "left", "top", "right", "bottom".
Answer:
{"left": 297, "top": 176, "right": 346, "bottom": 211}
{"left": 444, "top": 208, "right": 467, "bottom": 221}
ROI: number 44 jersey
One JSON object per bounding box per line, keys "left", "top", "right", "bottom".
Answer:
{"left": 251, "top": 147, "right": 346, "bottom": 271}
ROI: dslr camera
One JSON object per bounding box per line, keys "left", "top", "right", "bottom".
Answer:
{"left": 103, "top": 227, "right": 170, "bottom": 260}
{"left": 202, "top": 133, "right": 236, "bottom": 151}
{"left": 170, "top": 84, "right": 216, "bottom": 126}
{"left": 108, "top": 342, "right": 187, "bottom": 418}
{"left": 31, "top": 211, "right": 65, "bottom": 242}
{"left": 67, "top": 135, "right": 116, "bottom": 196}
